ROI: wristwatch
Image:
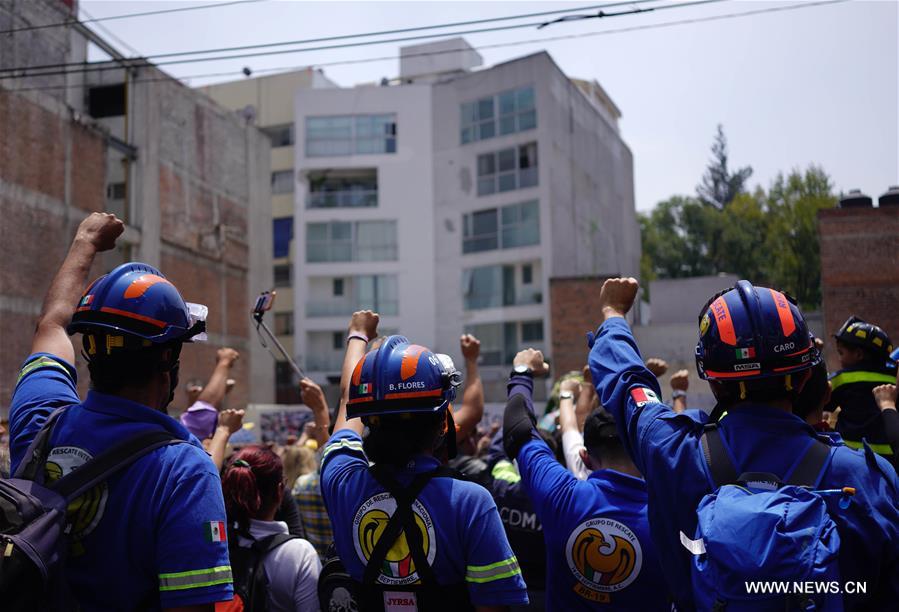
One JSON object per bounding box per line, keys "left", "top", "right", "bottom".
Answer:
{"left": 671, "top": 390, "right": 687, "bottom": 399}
{"left": 511, "top": 364, "right": 533, "bottom": 378}
{"left": 559, "top": 390, "right": 575, "bottom": 401}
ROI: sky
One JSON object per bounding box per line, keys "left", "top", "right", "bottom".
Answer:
{"left": 81, "top": 0, "right": 899, "bottom": 212}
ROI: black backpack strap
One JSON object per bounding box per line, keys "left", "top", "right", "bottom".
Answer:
{"left": 13, "top": 407, "right": 67, "bottom": 481}
{"left": 362, "top": 465, "right": 440, "bottom": 586}
{"left": 786, "top": 439, "right": 832, "bottom": 487}
{"left": 52, "top": 430, "right": 185, "bottom": 501}
{"left": 252, "top": 532, "right": 300, "bottom": 555}
{"left": 700, "top": 425, "right": 738, "bottom": 488}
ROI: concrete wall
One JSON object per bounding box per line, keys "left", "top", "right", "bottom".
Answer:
{"left": 294, "top": 84, "right": 436, "bottom": 376}
{"left": 818, "top": 206, "right": 899, "bottom": 370}
{"left": 649, "top": 274, "right": 739, "bottom": 325}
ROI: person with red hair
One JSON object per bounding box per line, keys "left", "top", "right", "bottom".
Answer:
{"left": 222, "top": 446, "right": 321, "bottom": 611}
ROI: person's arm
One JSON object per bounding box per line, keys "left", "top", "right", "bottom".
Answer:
{"left": 670, "top": 369, "right": 690, "bottom": 414}
{"left": 208, "top": 409, "right": 244, "bottom": 471}
{"left": 196, "top": 348, "right": 240, "bottom": 410}
{"left": 557, "top": 378, "right": 589, "bottom": 479}
{"left": 502, "top": 349, "right": 548, "bottom": 461}
{"left": 32, "top": 212, "right": 124, "bottom": 363}
{"left": 454, "top": 334, "right": 485, "bottom": 439}
{"left": 332, "top": 310, "right": 379, "bottom": 435}
{"left": 575, "top": 366, "right": 596, "bottom": 431}
{"left": 299, "top": 378, "right": 331, "bottom": 447}
{"left": 873, "top": 384, "right": 899, "bottom": 468}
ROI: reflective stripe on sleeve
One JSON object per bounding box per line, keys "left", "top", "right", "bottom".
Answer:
{"left": 829, "top": 371, "right": 896, "bottom": 390}
{"left": 842, "top": 439, "right": 893, "bottom": 455}
{"left": 321, "top": 438, "right": 365, "bottom": 463}
{"left": 158, "top": 565, "right": 232, "bottom": 592}
{"left": 16, "top": 357, "right": 71, "bottom": 384}
{"left": 490, "top": 460, "right": 521, "bottom": 484}
{"left": 466, "top": 556, "right": 521, "bottom": 584}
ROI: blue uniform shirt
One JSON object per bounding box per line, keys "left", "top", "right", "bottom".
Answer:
{"left": 590, "top": 318, "right": 899, "bottom": 611}
{"left": 9, "top": 353, "right": 233, "bottom": 610}
{"left": 508, "top": 374, "right": 668, "bottom": 610}
{"left": 320, "top": 428, "right": 529, "bottom": 607}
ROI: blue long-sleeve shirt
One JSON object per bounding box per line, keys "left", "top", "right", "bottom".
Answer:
{"left": 589, "top": 317, "right": 899, "bottom": 611}
{"left": 506, "top": 374, "right": 668, "bottom": 610}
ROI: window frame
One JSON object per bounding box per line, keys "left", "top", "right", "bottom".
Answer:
{"left": 305, "top": 220, "right": 398, "bottom": 263}
{"left": 460, "top": 85, "right": 536, "bottom": 145}
{"left": 305, "top": 114, "right": 397, "bottom": 157}
{"left": 476, "top": 143, "right": 539, "bottom": 196}
{"left": 462, "top": 200, "right": 539, "bottom": 254}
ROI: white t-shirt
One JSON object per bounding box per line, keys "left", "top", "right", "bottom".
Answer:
{"left": 239, "top": 518, "right": 322, "bottom": 611}
{"left": 561, "top": 430, "right": 589, "bottom": 480}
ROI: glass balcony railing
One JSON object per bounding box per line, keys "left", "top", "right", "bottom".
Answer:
{"left": 306, "top": 190, "right": 378, "bottom": 209}
{"left": 307, "top": 299, "right": 399, "bottom": 318}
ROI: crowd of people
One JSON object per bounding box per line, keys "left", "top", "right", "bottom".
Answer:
{"left": 1, "top": 211, "right": 898, "bottom": 611}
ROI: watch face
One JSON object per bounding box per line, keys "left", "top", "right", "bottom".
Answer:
{"left": 514, "top": 364, "right": 530, "bottom": 374}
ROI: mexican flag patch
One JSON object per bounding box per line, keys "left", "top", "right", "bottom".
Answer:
{"left": 735, "top": 347, "right": 756, "bottom": 359}
{"left": 205, "top": 521, "right": 227, "bottom": 543}
{"left": 358, "top": 383, "right": 372, "bottom": 394}
{"left": 631, "top": 387, "right": 660, "bottom": 407}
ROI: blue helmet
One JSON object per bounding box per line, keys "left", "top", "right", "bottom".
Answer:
{"left": 695, "top": 280, "right": 820, "bottom": 381}
{"left": 68, "top": 262, "right": 206, "bottom": 352}
{"left": 347, "top": 335, "right": 461, "bottom": 419}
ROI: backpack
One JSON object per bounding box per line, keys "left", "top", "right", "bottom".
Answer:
{"left": 681, "top": 425, "right": 843, "bottom": 611}
{"left": 318, "top": 465, "right": 474, "bottom": 612}
{"left": 216, "top": 529, "right": 300, "bottom": 612}
{"left": 0, "top": 407, "right": 184, "bottom": 611}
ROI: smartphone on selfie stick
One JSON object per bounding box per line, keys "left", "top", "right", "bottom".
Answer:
{"left": 252, "top": 290, "right": 307, "bottom": 380}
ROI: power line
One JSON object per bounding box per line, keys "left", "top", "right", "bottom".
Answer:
{"left": 4, "top": 0, "right": 661, "bottom": 75}
{"left": 0, "top": 0, "right": 264, "bottom": 36}
{"left": 2, "top": 0, "right": 851, "bottom": 95}
{"left": 77, "top": 6, "right": 142, "bottom": 58}
{"left": 0, "top": 0, "right": 727, "bottom": 81}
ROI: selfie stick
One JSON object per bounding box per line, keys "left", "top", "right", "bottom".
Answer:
{"left": 252, "top": 291, "right": 307, "bottom": 380}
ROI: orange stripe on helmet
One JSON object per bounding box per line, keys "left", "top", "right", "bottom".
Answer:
{"left": 123, "top": 274, "right": 173, "bottom": 299}
{"left": 347, "top": 396, "right": 374, "bottom": 404}
{"left": 400, "top": 345, "right": 428, "bottom": 381}
{"left": 384, "top": 389, "right": 444, "bottom": 400}
{"left": 711, "top": 297, "right": 737, "bottom": 346}
{"left": 98, "top": 307, "right": 168, "bottom": 328}
{"left": 769, "top": 289, "right": 796, "bottom": 337}
{"left": 351, "top": 353, "right": 368, "bottom": 387}
{"left": 704, "top": 369, "right": 761, "bottom": 379}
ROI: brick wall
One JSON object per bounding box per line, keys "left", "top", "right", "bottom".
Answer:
{"left": 0, "top": 88, "right": 109, "bottom": 412}
{"left": 549, "top": 276, "right": 612, "bottom": 378}
{"left": 818, "top": 206, "right": 899, "bottom": 370}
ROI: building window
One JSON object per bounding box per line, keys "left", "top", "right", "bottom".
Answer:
{"left": 332, "top": 331, "right": 344, "bottom": 350}
{"left": 88, "top": 84, "right": 125, "bottom": 118}
{"left": 273, "top": 217, "right": 293, "bottom": 258}
{"left": 261, "top": 124, "right": 294, "bottom": 148}
{"left": 275, "top": 361, "right": 300, "bottom": 403}
{"left": 463, "top": 262, "right": 542, "bottom": 311}
{"left": 306, "top": 221, "right": 397, "bottom": 263}
{"left": 271, "top": 170, "right": 294, "bottom": 195}
{"left": 305, "top": 114, "right": 397, "bottom": 157}
{"left": 522, "top": 263, "right": 533, "bottom": 285}
{"left": 477, "top": 143, "right": 538, "bottom": 196}
{"left": 461, "top": 86, "right": 536, "bottom": 144}
{"left": 274, "top": 264, "right": 292, "bottom": 287}
{"left": 465, "top": 320, "right": 545, "bottom": 366}
{"left": 308, "top": 275, "right": 399, "bottom": 317}
{"left": 274, "top": 312, "right": 294, "bottom": 336}
{"left": 463, "top": 201, "right": 539, "bottom": 254}
{"left": 306, "top": 169, "right": 378, "bottom": 209}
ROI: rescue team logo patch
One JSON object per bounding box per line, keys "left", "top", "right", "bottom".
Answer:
{"left": 630, "top": 387, "right": 659, "bottom": 407}
{"left": 205, "top": 521, "right": 227, "bottom": 543}
{"left": 45, "top": 447, "right": 108, "bottom": 557}
{"left": 353, "top": 493, "right": 437, "bottom": 586}
{"left": 566, "top": 518, "right": 642, "bottom": 603}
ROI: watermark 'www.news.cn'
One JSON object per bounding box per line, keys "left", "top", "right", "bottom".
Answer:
{"left": 745, "top": 582, "right": 867, "bottom": 596}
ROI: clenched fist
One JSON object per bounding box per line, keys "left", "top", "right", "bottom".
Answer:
{"left": 599, "top": 277, "right": 639, "bottom": 321}
{"left": 513, "top": 348, "right": 549, "bottom": 377}
{"left": 76, "top": 212, "right": 124, "bottom": 252}
{"left": 670, "top": 369, "right": 690, "bottom": 392}
{"left": 216, "top": 347, "right": 240, "bottom": 367}
{"left": 460, "top": 334, "right": 481, "bottom": 363}
{"left": 873, "top": 384, "right": 897, "bottom": 412}
{"left": 645, "top": 358, "right": 668, "bottom": 377}
{"left": 348, "top": 310, "right": 379, "bottom": 341}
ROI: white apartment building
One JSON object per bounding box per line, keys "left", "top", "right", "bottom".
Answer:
{"left": 293, "top": 39, "right": 639, "bottom": 402}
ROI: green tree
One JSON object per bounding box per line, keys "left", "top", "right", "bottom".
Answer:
{"left": 639, "top": 196, "right": 717, "bottom": 279}
{"left": 697, "top": 124, "right": 753, "bottom": 210}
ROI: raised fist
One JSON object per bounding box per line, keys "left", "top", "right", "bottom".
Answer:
{"left": 513, "top": 348, "right": 549, "bottom": 376}
{"left": 300, "top": 377, "right": 328, "bottom": 414}
{"left": 76, "top": 212, "right": 124, "bottom": 252}
{"left": 348, "top": 310, "right": 379, "bottom": 341}
{"left": 670, "top": 369, "right": 690, "bottom": 392}
{"left": 216, "top": 347, "right": 240, "bottom": 366}
{"left": 645, "top": 358, "right": 668, "bottom": 377}
{"left": 599, "top": 277, "right": 639, "bottom": 319}
{"left": 873, "top": 384, "right": 897, "bottom": 412}
{"left": 460, "top": 334, "right": 481, "bottom": 362}
{"left": 218, "top": 408, "right": 245, "bottom": 435}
